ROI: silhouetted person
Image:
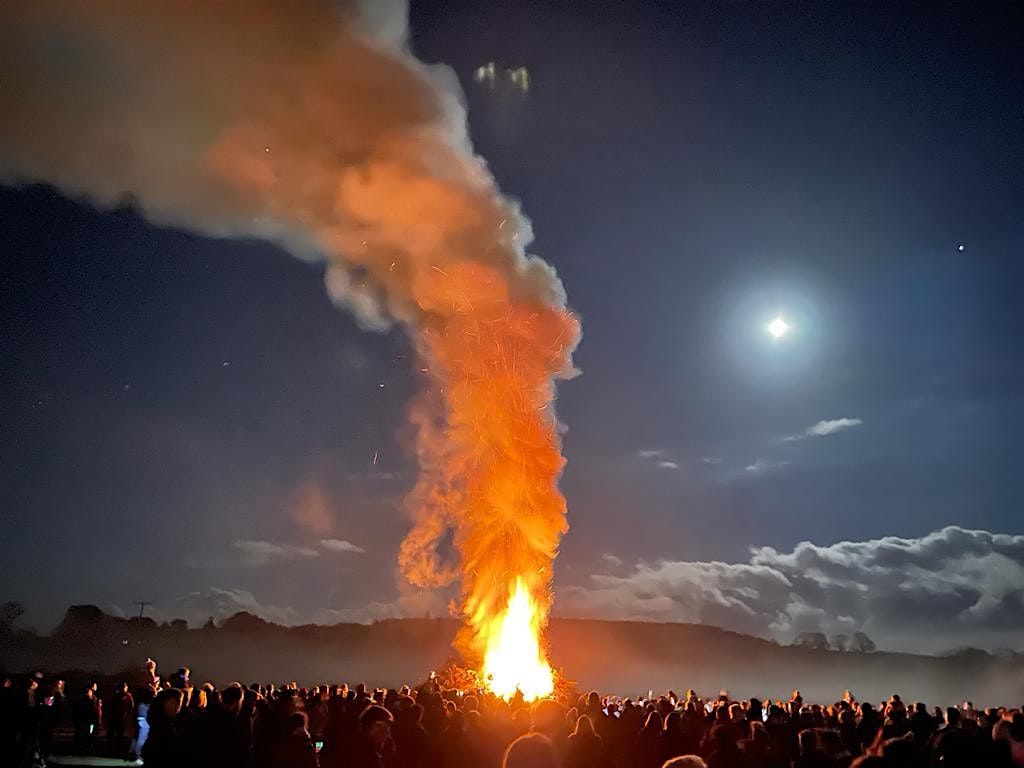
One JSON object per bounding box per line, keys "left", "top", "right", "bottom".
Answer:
{"left": 440, "top": 709, "right": 484, "bottom": 768}
{"left": 7, "top": 678, "right": 42, "bottom": 767}
{"left": 566, "top": 714, "right": 611, "bottom": 768}
{"left": 391, "top": 700, "right": 430, "bottom": 768}
{"left": 703, "top": 723, "right": 743, "bottom": 768}
{"left": 856, "top": 703, "right": 882, "bottom": 752}
{"left": 130, "top": 685, "right": 156, "bottom": 760}
{"left": 659, "top": 711, "right": 694, "bottom": 765}
{"left": 815, "top": 728, "right": 851, "bottom": 767}
{"left": 584, "top": 692, "right": 604, "bottom": 722}
{"left": 142, "top": 688, "right": 184, "bottom": 768}
{"left": 908, "top": 701, "right": 935, "bottom": 745}
{"left": 170, "top": 666, "right": 191, "bottom": 690}
{"left": 201, "top": 683, "right": 251, "bottom": 768}
{"left": 38, "top": 678, "right": 65, "bottom": 757}
{"left": 739, "top": 721, "right": 780, "bottom": 768}
{"left": 635, "top": 710, "right": 664, "bottom": 768}
{"left": 130, "top": 657, "right": 160, "bottom": 690}
{"left": 74, "top": 682, "right": 102, "bottom": 752}
{"left": 503, "top": 732, "right": 559, "bottom": 768}
{"left": 929, "top": 707, "right": 973, "bottom": 768}
{"left": 532, "top": 699, "right": 569, "bottom": 761}
{"left": 663, "top": 758, "right": 708, "bottom": 768}
{"left": 269, "top": 710, "right": 317, "bottom": 768}
{"left": 107, "top": 681, "right": 134, "bottom": 755}
{"left": 792, "top": 729, "right": 830, "bottom": 768}
{"left": 343, "top": 703, "right": 393, "bottom": 768}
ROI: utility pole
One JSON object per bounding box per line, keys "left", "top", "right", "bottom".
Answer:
{"left": 133, "top": 600, "right": 152, "bottom": 619}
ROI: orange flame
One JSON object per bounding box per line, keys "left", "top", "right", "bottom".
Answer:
{"left": 399, "top": 262, "right": 578, "bottom": 699}
{"left": 481, "top": 579, "right": 554, "bottom": 701}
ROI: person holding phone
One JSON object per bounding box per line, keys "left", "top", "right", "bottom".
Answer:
{"left": 322, "top": 704, "right": 393, "bottom": 768}
{"left": 107, "top": 682, "right": 134, "bottom": 756}
{"left": 73, "top": 682, "right": 102, "bottom": 752}
{"left": 269, "top": 711, "right": 317, "bottom": 768}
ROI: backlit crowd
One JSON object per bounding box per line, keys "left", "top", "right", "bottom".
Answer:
{"left": 2, "top": 659, "right": 1022, "bottom": 768}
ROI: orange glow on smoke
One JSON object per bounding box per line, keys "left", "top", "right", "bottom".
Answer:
{"left": 400, "top": 260, "right": 578, "bottom": 700}
{"left": 204, "top": 67, "right": 579, "bottom": 698}
{"left": 481, "top": 579, "right": 554, "bottom": 701}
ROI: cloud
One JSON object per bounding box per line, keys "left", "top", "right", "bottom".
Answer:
{"left": 636, "top": 449, "right": 665, "bottom": 459}
{"left": 601, "top": 553, "right": 624, "bottom": 569}
{"left": 315, "top": 591, "right": 448, "bottom": 624}
{"left": 162, "top": 588, "right": 296, "bottom": 626}
{"left": 701, "top": 457, "right": 722, "bottom": 465}
{"left": 785, "top": 417, "right": 863, "bottom": 442}
{"left": 806, "top": 417, "right": 863, "bottom": 437}
{"left": 557, "top": 526, "right": 1024, "bottom": 653}
{"left": 233, "top": 539, "right": 319, "bottom": 566}
{"left": 320, "top": 538, "right": 366, "bottom": 554}
{"left": 636, "top": 449, "right": 679, "bottom": 470}
{"left": 744, "top": 458, "right": 790, "bottom": 474}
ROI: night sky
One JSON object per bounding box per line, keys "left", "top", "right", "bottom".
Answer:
{"left": 2, "top": 0, "right": 1022, "bottom": 653}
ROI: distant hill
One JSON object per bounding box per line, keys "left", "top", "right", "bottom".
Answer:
{"left": 3, "top": 606, "right": 1021, "bottom": 705}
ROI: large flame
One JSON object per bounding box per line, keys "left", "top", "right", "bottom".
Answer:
{"left": 481, "top": 579, "right": 554, "bottom": 701}
{"left": 402, "top": 261, "right": 578, "bottom": 699}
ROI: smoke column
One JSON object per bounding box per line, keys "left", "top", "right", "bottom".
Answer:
{"left": 1, "top": 1, "right": 579, "bottom": 671}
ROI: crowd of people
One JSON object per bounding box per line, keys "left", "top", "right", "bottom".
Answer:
{"left": 2, "top": 658, "right": 1022, "bottom": 768}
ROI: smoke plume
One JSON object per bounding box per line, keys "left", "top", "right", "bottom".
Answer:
{"left": 1, "top": 1, "right": 579, "bottom": 663}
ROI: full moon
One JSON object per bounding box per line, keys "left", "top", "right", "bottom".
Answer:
{"left": 767, "top": 316, "right": 791, "bottom": 339}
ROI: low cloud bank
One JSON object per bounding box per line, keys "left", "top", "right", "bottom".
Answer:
{"left": 559, "top": 526, "right": 1024, "bottom": 654}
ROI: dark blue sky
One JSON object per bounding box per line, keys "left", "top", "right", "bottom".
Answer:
{"left": 2, "top": 0, "right": 1021, "bottom": 647}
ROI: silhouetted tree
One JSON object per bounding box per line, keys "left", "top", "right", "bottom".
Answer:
{"left": 56, "top": 604, "right": 106, "bottom": 634}
{"left": 221, "top": 611, "right": 270, "bottom": 633}
{"left": 793, "top": 632, "right": 830, "bottom": 650}
{"left": 942, "top": 646, "right": 989, "bottom": 659}
{"left": 0, "top": 601, "right": 25, "bottom": 634}
{"left": 851, "top": 631, "right": 876, "bottom": 653}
